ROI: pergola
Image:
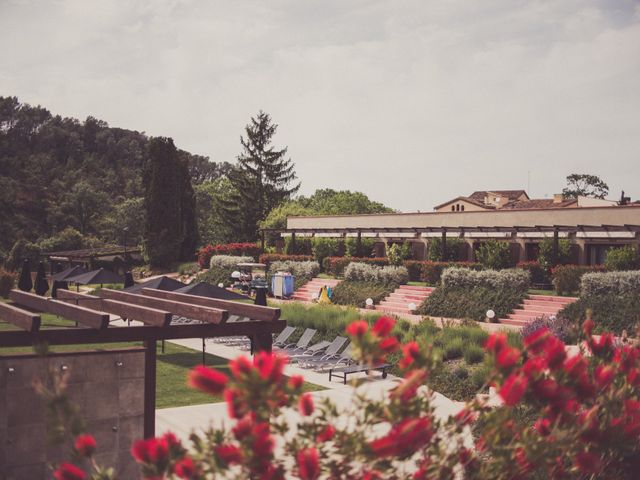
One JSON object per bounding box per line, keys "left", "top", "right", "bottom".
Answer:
{"left": 0, "top": 288, "right": 284, "bottom": 437}
{"left": 261, "top": 224, "right": 640, "bottom": 260}
{"left": 45, "top": 245, "right": 142, "bottom": 271}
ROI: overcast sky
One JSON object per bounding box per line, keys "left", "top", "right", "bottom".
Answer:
{"left": 1, "top": 0, "right": 639, "bottom": 211}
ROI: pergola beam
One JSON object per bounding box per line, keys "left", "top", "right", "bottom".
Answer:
{"left": 0, "top": 302, "right": 41, "bottom": 332}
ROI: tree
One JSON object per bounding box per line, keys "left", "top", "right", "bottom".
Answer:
{"left": 143, "top": 137, "right": 199, "bottom": 266}
{"left": 220, "top": 112, "right": 300, "bottom": 241}
{"left": 562, "top": 174, "right": 609, "bottom": 199}
{"left": 195, "top": 178, "right": 236, "bottom": 245}
{"left": 476, "top": 240, "right": 512, "bottom": 269}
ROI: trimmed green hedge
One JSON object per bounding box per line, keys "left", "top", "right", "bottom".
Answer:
{"left": 330, "top": 280, "right": 397, "bottom": 308}
{"left": 560, "top": 294, "right": 640, "bottom": 335}
{"left": 418, "top": 286, "right": 526, "bottom": 322}
{"left": 403, "top": 261, "right": 482, "bottom": 284}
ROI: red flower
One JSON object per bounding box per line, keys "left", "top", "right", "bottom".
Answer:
{"left": 544, "top": 336, "right": 566, "bottom": 370}
{"left": 288, "top": 375, "right": 304, "bottom": 390}
{"left": 131, "top": 437, "right": 169, "bottom": 465}
{"left": 299, "top": 393, "right": 315, "bottom": 416}
{"left": 496, "top": 346, "right": 520, "bottom": 370}
{"left": 372, "top": 316, "right": 395, "bottom": 337}
{"left": 595, "top": 365, "right": 615, "bottom": 390}
{"left": 484, "top": 333, "right": 507, "bottom": 353}
{"left": 188, "top": 365, "right": 228, "bottom": 395}
{"left": 215, "top": 444, "right": 243, "bottom": 465}
{"left": 251, "top": 422, "right": 274, "bottom": 457}
{"left": 225, "top": 388, "right": 245, "bottom": 419}
{"left": 574, "top": 451, "right": 601, "bottom": 474}
{"left": 317, "top": 425, "right": 336, "bottom": 442}
{"left": 399, "top": 341, "right": 420, "bottom": 369}
{"left": 523, "top": 327, "right": 551, "bottom": 355}
{"left": 229, "top": 355, "right": 253, "bottom": 378}
{"left": 590, "top": 334, "right": 614, "bottom": 356}
{"left": 232, "top": 413, "right": 255, "bottom": 440}
{"left": 255, "top": 352, "right": 287, "bottom": 383}
{"left": 369, "top": 417, "right": 432, "bottom": 458}
{"left": 583, "top": 318, "right": 595, "bottom": 337}
{"left": 297, "top": 448, "right": 320, "bottom": 480}
{"left": 53, "top": 463, "right": 85, "bottom": 480}
{"left": 523, "top": 357, "right": 547, "bottom": 378}
{"left": 346, "top": 320, "right": 368, "bottom": 337}
{"left": 563, "top": 355, "right": 587, "bottom": 379}
{"left": 174, "top": 457, "right": 196, "bottom": 478}
{"left": 499, "top": 373, "right": 528, "bottom": 406}
{"left": 531, "top": 378, "right": 561, "bottom": 402}
{"left": 455, "top": 408, "right": 477, "bottom": 426}
{"left": 378, "top": 336, "right": 399, "bottom": 354}
{"left": 73, "top": 434, "right": 96, "bottom": 457}
{"left": 534, "top": 418, "right": 552, "bottom": 436}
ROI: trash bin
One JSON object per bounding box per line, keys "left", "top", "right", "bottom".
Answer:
{"left": 271, "top": 273, "right": 295, "bottom": 298}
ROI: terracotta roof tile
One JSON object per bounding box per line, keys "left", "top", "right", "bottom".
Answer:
{"left": 501, "top": 199, "right": 577, "bottom": 210}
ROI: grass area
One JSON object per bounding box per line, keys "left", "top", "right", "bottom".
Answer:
{"left": 407, "top": 281, "right": 428, "bottom": 287}
{"left": 316, "top": 273, "right": 337, "bottom": 279}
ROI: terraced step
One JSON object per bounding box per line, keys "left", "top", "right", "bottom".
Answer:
{"left": 374, "top": 285, "right": 433, "bottom": 316}
{"left": 499, "top": 294, "right": 578, "bottom": 327}
{"left": 290, "top": 278, "right": 342, "bottom": 302}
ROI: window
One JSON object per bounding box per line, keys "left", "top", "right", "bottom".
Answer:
{"left": 455, "top": 204, "right": 460, "bottom": 211}
{"left": 451, "top": 205, "right": 455, "bottom": 211}
{"left": 461, "top": 205, "right": 465, "bottom": 211}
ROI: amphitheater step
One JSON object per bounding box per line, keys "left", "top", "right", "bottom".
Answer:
{"left": 499, "top": 293, "right": 578, "bottom": 327}
{"left": 374, "top": 285, "right": 433, "bottom": 316}
{"left": 289, "top": 277, "right": 342, "bottom": 302}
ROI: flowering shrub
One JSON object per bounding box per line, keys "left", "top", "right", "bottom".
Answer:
{"left": 51, "top": 315, "right": 640, "bottom": 479}
{"left": 403, "top": 261, "right": 482, "bottom": 284}
{"left": 268, "top": 260, "right": 320, "bottom": 290}
{"left": 516, "top": 260, "right": 550, "bottom": 285}
{"left": 344, "top": 262, "right": 409, "bottom": 285}
{"left": 581, "top": 270, "right": 640, "bottom": 297}
{"left": 442, "top": 267, "right": 530, "bottom": 292}
{"left": 520, "top": 314, "right": 577, "bottom": 344}
{"left": 194, "top": 255, "right": 254, "bottom": 286}
{"left": 197, "top": 243, "right": 260, "bottom": 268}
{"left": 322, "top": 256, "right": 389, "bottom": 277}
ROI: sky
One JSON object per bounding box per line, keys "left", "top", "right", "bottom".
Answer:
{"left": 1, "top": 0, "right": 639, "bottom": 212}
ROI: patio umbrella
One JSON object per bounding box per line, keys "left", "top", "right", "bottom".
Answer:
{"left": 52, "top": 265, "right": 87, "bottom": 282}
{"left": 17, "top": 259, "right": 32, "bottom": 292}
{"left": 124, "top": 271, "right": 135, "bottom": 288}
{"left": 254, "top": 286, "right": 267, "bottom": 306}
{"left": 174, "top": 281, "right": 249, "bottom": 301}
{"left": 34, "top": 261, "right": 49, "bottom": 296}
{"left": 66, "top": 268, "right": 124, "bottom": 287}
{"left": 124, "top": 276, "right": 186, "bottom": 294}
{"left": 51, "top": 280, "right": 68, "bottom": 298}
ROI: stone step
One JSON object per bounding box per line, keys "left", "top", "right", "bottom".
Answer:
{"left": 398, "top": 285, "right": 434, "bottom": 292}
{"left": 527, "top": 294, "right": 577, "bottom": 303}
{"left": 375, "top": 305, "right": 412, "bottom": 315}
{"left": 387, "top": 293, "right": 430, "bottom": 302}
{"left": 499, "top": 318, "right": 530, "bottom": 326}
{"left": 379, "top": 300, "right": 420, "bottom": 309}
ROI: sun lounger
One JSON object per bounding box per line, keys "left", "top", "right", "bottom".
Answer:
{"left": 287, "top": 340, "right": 332, "bottom": 361}
{"left": 273, "top": 326, "right": 297, "bottom": 348}
{"left": 277, "top": 328, "right": 317, "bottom": 354}
{"left": 329, "top": 363, "right": 391, "bottom": 385}
{"left": 297, "top": 336, "right": 348, "bottom": 368}
{"left": 303, "top": 343, "right": 354, "bottom": 371}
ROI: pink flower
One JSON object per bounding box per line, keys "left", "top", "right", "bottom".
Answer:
{"left": 484, "top": 333, "right": 507, "bottom": 353}
{"left": 399, "top": 341, "right": 420, "bottom": 369}
{"left": 595, "top": 365, "right": 615, "bottom": 390}
{"left": 378, "top": 336, "right": 399, "bottom": 354}
{"left": 297, "top": 448, "right": 320, "bottom": 480}
{"left": 346, "top": 320, "right": 368, "bottom": 337}
{"left": 131, "top": 437, "right": 169, "bottom": 464}
{"left": 574, "top": 451, "right": 601, "bottom": 474}
{"left": 73, "top": 434, "right": 96, "bottom": 457}
{"left": 188, "top": 366, "right": 228, "bottom": 395}
{"left": 317, "top": 425, "right": 336, "bottom": 442}
{"left": 496, "top": 347, "right": 520, "bottom": 370}
{"left": 174, "top": 457, "right": 196, "bottom": 478}
{"left": 229, "top": 355, "right": 253, "bottom": 378}
{"left": 499, "top": 373, "right": 528, "bottom": 406}
{"left": 299, "top": 393, "right": 315, "bottom": 416}
{"left": 215, "top": 444, "right": 243, "bottom": 465}
{"left": 288, "top": 375, "right": 304, "bottom": 390}
{"left": 53, "top": 463, "right": 85, "bottom": 480}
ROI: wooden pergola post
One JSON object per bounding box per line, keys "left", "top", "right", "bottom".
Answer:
{"left": 356, "top": 230, "right": 362, "bottom": 257}
{"left": 144, "top": 338, "right": 157, "bottom": 438}
{"left": 552, "top": 227, "right": 559, "bottom": 266}
{"left": 441, "top": 229, "right": 447, "bottom": 260}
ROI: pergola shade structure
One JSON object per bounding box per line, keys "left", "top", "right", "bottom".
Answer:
{"left": 0, "top": 287, "right": 284, "bottom": 437}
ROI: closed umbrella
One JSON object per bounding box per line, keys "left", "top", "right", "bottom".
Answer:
{"left": 17, "top": 259, "right": 32, "bottom": 292}
{"left": 124, "top": 276, "right": 186, "bottom": 294}
{"left": 34, "top": 261, "right": 49, "bottom": 296}
{"left": 174, "top": 282, "right": 249, "bottom": 301}
{"left": 124, "top": 271, "right": 135, "bottom": 288}
{"left": 66, "top": 268, "right": 124, "bottom": 287}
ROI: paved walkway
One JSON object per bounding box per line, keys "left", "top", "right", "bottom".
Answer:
{"left": 155, "top": 338, "right": 469, "bottom": 446}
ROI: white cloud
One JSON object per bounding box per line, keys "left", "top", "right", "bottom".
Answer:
{"left": 1, "top": 0, "right": 639, "bottom": 210}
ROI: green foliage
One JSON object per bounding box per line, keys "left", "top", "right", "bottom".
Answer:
{"left": 463, "top": 345, "right": 485, "bottom": 364}
{"left": 419, "top": 286, "right": 526, "bottom": 321}
{"left": 196, "top": 255, "right": 254, "bottom": 287}
{"left": 386, "top": 242, "right": 411, "bottom": 266}
{"left": 311, "top": 237, "right": 343, "bottom": 267}
{"left": 177, "top": 262, "right": 200, "bottom": 276}
{"left": 284, "top": 236, "right": 312, "bottom": 255}
{"left": 345, "top": 237, "right": 376, "bottom": 257}
{"left": 98, "top": 197, "right": 145, "bottom": 246}
{"left": 220, "top": 112, "right": 300, "bottom": 242}
{"left": 516, "top": 261, "right": 550, "bottom": 285}
{"left": 551, "top": 264, "right": 603, "bottom": 295}
{"left": 268, "top": 260, "right": 320, "bottom": 290}
{"left": 143, "top": 137, "right": 198, "bottom": 266}
{"left": 581, "top": 270, "right": 640, "bottom": 296}
{"left": 195, "top": 178, "right": 237, "bottom": 246}
{"left": 476, "top": 240, "right": 512, "bottom": 269}
{"left": 404, "top": 261, "right": 482, "bottom": 284}
{"left": 427, "top": 237, "right": 463, "bottom": 261}
{"left": 605, "top": 246, "right": 639, "bottom": 271}
{"left": 6, "top": 239, "right": 41, "bottom": 271}
{"left": 562, "top": 173, "right": 609, "bottom": 199}
{"left": 37, "top": 227, "right": 101, "bottom": 253}
{"left": 538, "top": 238, "right": 572, "bottom": 270}
{"left": 323, "top": 256, "right": 389, "bottom": 277}
{"left": 343, "top": 262, "right": 409, "bottom": 285}
{"left": 0, "top": 268, "right": 17, "bottom": 297}
{"left": 560, "top": 294, "right": 640, "bottom": 335}
{"left": 331, "top": 280, "right": 396, "bottom": 308}
{"left": 442, "top": 267, "right": 530, "bottom": 293}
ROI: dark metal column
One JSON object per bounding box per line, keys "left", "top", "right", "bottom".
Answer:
{"left": 441, "top": 229, "right": 447, "bottom": 260}
{"left": 552, "top": 228, "right": 559, "bottom": 266}
{"left": 143, "top": 339, "right": 157, "bottom": 438}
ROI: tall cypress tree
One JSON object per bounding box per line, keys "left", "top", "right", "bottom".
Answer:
{"left": 221, "top": 111, "right": 300, "bottom": 241}
{"left": 143, "top": 137, "right": 198, "bottom": 266}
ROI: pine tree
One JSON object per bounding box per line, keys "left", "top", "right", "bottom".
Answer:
{"left": 220, "top": 111, "right": 299, "bottom": 241}
{"left": 143, "top": 137, "right": 199, "bottom": 266}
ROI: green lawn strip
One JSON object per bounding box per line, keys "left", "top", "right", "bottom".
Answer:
{"left": 407, "top": 281, "right": 428, "bottom": 287}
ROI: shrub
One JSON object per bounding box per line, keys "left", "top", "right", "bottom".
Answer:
{"left": 196, "top": 255, "right": 254, "bottom": 286}
{"left": 386, "top": 243, "right": 412, "bottom": 266}
{"left": 560, "top": 294, "right": 640, "bottom": 335}
{"left": 311, "top": 238, "right": 343, "bottom": 267}
{"left": 443, "top": 337, "right": 464, "bottom": 360}
{"left": 345, "top": 237, "right": 376, "bottom": 257}
{"left": 419, "top": 286, "right": 526, "bottom": 322}
{"left": 268, "top": 260, "right": 320, "bottom": 290}
{"left": 427, "top": 237, "right": 464, "bottom": 261}
{"left": 516, "top": 261, "right": 549, "bottom": 285}
{"left": 0, "top": 268, "right": 17, "bottom": 297}
{"left": 520, "top": 315, "right": 577, "bottom": 344}
{"left": 551, "top": 264, "right": 605, "bottom": 295}
{"left": 403, "top": 261, "right": 482, "bottom": 284}
{"left": 284, "top": 236, "right": 312, "bottom": 255}
{"left": 258, "top": 254, "right": 313, "bottom": 267}
{"left": 197, "top": 243, "right": 260, "bottom": 268}
{"left": 476, "top": 240, "right": 512, "bottom": 270}
{"left": 6, "top": 239, "right": 41, "bottom": 271}
{"left": 177, "top": 262, "right": 200, "bottom": 276}
{"left": 604, "top": 245, "right": 639, "bottom": 271}
{"left": 581, "top": 270, "right": 640, "bottom": 297}
{"left": 441, "top": 267, "right": 530, "bottom": 293}
{"left": 323, "top": 256, "right": 389, "bottom": 277}
{"left": 331, "top": 280, "right": 396, "bottom": 308}
{"left": 463, "top": 345, "right": 484, "bottom": 364}
{"left": 537, "top": 237, "right": 572, "bottom": 271}
{"left": 344, "top": 262, "right": 409, "bottom": 285}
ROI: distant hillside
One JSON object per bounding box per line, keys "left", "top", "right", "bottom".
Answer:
{"left": 0, "top": 96, "right": 225, "bottom": 257}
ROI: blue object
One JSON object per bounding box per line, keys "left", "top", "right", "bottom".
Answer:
{"left": 271, "top": 274, "right": 295, "bottom": 298}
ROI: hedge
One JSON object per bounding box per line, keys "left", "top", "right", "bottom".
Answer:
{"left": 403, "top": 261, "right": 482, "bottom": 284}
{"left": 331, "top": 280, "right": 397, "bottom": 308}
{"left": 441, "top": 267, "right": 530, "bottom": 293}
{"left": 195, "top": 255, "right": 254, "bottom": 286}
{"left": 560, "top": 294, "right": 640, "bottom": 336}
{"left": 343, "top": 262, "right": 409, "bottom": 285}
{"left": 268, "top": 260, "right": 320, "bottom": 290}
{"left": 197, "top": 243, "right": 260, "bottom": 268}
{"left": 581, "top": 270, "right": 640, "bottom": 297}
{"left": 551, "top": 265, "right": 605, "bottom": 295}
{"left": 259, "top": 254, "right": 314, "bottom": 267}
{"left": 322, "top": 257, "right": 389, "bottom": 277}
{"left": 515, "top": 261, "right": 550, "bottom": 285}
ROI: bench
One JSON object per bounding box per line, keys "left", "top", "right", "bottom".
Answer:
{"left": 329, "top": 363, "right": 390, "bottom": 385}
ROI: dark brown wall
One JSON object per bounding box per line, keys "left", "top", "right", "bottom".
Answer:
{"left": 0, "top": 349, "right": 145, "bottom": 480}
